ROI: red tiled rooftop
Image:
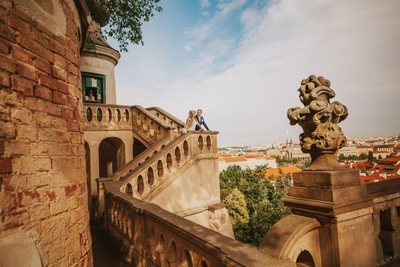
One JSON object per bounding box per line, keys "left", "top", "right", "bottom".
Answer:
{"left": 223, "top": 156, "right": 247, "bottom": 163}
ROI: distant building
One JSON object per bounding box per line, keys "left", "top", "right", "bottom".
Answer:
{"left": 356, "top": 145, "right": 373, "bottom": 156}
{"left": 345, "top": 157, "right": 400, "bottom": 184}
{"left": 218, "top": 154, "right": 277, "bottom": 171}
{"left": 338, "top": 146, "right": 358, "bottom": 157}
{"left": 266, "top": 148, "right": 281, "bottom": 157}
{"left": 285, "top": 147, "right": 311, "bottom": 161}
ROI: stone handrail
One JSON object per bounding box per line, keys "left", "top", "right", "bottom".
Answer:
{"left": 118, "top": 131, "right": 219, "bottom": 201}
{"left": 110, "top": 134, "right": 175, "bottom": 182}
{"left": 132, "top": 105, "right": 176, "bottom": 145}
{"left": 146, "top": 106, "right": 185, "bottom": 129}
{"left": 102, "top": 181, "right": 295, "bottom": 267}
{"left": 83, "top": 103, "right": 133, "bottom": 131}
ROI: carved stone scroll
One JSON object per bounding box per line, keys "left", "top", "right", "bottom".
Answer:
{"left": 288, "top": 75, "right": 348, "bottom": 170}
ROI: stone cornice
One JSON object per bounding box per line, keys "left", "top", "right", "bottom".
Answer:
{"left": 82, "top": 43, "right": 121, "bottom": 66}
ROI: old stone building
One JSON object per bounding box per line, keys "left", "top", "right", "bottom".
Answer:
{"left": 0, "top": 0, "right": 91, "bottom": 266}
{"left": 1, "top": 1, "right": 399, "bottom": 267}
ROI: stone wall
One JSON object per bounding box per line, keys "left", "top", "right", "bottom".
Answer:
{"left": 0, "top": 0, "right": 91, "bottom": 266}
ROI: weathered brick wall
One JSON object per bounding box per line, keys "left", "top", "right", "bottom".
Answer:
{"left": 0, "top": 0, "right": 91, "bottom": 266}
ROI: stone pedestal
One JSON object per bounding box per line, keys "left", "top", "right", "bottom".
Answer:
{"left": 284, "top": 170, "right": 377, "bottom": 267}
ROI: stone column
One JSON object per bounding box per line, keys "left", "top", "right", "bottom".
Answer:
{"left": 284, "top": 170, "right": 376, "bottom": 267}
{"left": 285, "top": 75, "right": 378, "bottom": 266}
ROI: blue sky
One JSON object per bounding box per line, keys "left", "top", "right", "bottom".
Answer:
{"left": 109, "top": 0, "right": 400, "bottom": 147}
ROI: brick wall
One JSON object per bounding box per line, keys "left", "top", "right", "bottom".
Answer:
{"left": 0, "top": 0, "right": 91, "bottom": 266}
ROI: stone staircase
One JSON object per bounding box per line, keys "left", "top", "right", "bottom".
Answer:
{"left": 87, "top": 103, "right": 231, "bottom": 235}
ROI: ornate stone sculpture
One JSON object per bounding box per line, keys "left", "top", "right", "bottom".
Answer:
{"left": 287, "top": 75, "right": 348, "bottom": 170}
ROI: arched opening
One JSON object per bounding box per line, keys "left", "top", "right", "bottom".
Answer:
{"left": 86, "top": 107, "right": 93, "bottom": 122}
{"left": 133, "top": 137, "right": 147, "bottom": 158}
{"left": 157, "top": 160, "right": 164, "bottom": 178}
{"left": 296, "top": 250, "right": 315, "bottom": 267}
{"left": 183, "top": 140, "right": 189, "bottom": 157}
{"left": 379, "top": 209, "right": 395, "bottom": 257}
{"left": 137, "top": 175, "right": 144, "bottom": 196}
{"left": 166, "top": 153, "right": 173, "bottom": 169}
{"left": 198, "top": 136, "right": 204, "bottom": 150}
{"left": 106, "top": 108, "right": 112, "bottom": 122}
{"left": 125, "top": 183, "right": 133, "bottom": 195}
{"left": 96, "top": 107, "right": 103, "bottom": 122}
{"left": 206, "top": 135, "right": 211, "bottom": 150}
{"left": 99, "top": 137, "right": 126, "bottom": 177}
{"left": 157, "top": 234, "right": 166, "bottom": 265}
{"left": 182, "top": 249, "right": 193, "bottom": 267}
{"left": 175, "top": 147, "right": 181, "bottom": 164}
{"left": 124, "top": 109, "right": 130, "bottom": 122}
{"left": 167, "top": 241, "right": 178, "bottom": 267}
{"left": 116, "top": 109, "right": 121, "bottom": 122}
{"left": 147, "top": 167, "right": 154, "bottom": 186}
{"left": 199, "top": 260, "right": 208, "bottom": 267}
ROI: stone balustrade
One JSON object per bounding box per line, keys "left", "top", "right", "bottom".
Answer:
{"left": 367, "top": 179, "right": 400, "bottom": 264}
{"left": 110, "top": 134, "right": 175, "bottom": 182}
{"left": 83, "top": 103, "right": 133, "bottom": 131}
{"left": 146, "top": 106, "right": 185, "bottom": 135}
{"left": 132, "top": 105, "right": 176, "bottom": 145}
{"left": 118, "top": 132, "right": 218, "bottom": 200}
{"left": 83, "top": 104, "right": 176, "bottom": 146}
{"left": 102, "top": 182, "right": 295, "bottom": 267}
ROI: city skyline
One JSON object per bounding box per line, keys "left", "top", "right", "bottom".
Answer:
{"left": 110, "top": 0, "right": 400, "bottom": 147}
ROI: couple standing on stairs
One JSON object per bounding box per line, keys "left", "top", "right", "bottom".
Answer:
{"left": 183, "top": 109, "right": 210, "bottom": 133}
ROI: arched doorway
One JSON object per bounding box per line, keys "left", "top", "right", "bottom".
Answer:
{"left": 99, "top": 137, "right": 125, "bottom": 177}
{"left": 133, "top": 137, "right": 147, "bottom": 158}
{"left": 296, "top": 250, "right": 315, "bottom": 267}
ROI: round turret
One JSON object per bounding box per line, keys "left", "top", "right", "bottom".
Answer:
{"left": 80, "top": 21, "right": 120, "bottom": 104}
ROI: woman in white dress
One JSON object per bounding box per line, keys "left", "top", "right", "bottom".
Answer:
{"left": 184, "top": 110, "right": 201, "bottom": 132}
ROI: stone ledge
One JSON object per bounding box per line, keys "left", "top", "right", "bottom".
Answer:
{"left": 293, "top": 169, "right": 360, "bottom": 189}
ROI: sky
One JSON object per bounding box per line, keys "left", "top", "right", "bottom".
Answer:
{"left": 109, "top": 0, "right": 400, "bottom": 147}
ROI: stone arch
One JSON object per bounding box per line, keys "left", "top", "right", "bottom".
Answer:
{"left": 99, "top": 137, "right": 126, "bottom": 177}
{"left": 181, "top": 249, "right": 193, "bottom": 267}
{"left": 379, "top": 208, "right": 396, "bottom": 257}
{"left": 296, "top": 250, "right": 315, "bottom": 267}
{"left": 175, "top": 147, "right": 181, "bottom": 164}
{"left": 157, "top": 233, "right": 166, "bottom": 265}
{"left": 0, "top": 231, "right": 42, "bottom": 267}
{"left": 259, "top": 214, "right": 321, "bottom": 266}
{"left": 167, "top": 240, "right": 178, "bottom": 267}
{"left": 199, "top": 259, "right": 208, "bottom": 267}
{"left": 125, "top": 183, "right": 133, "bottom": 195}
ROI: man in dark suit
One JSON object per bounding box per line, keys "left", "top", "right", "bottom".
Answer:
{"left": 195, "top": 109, "right": 210, "bottom": 131}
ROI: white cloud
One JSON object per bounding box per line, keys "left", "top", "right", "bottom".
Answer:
{"left": 200, "top": 0, "right": 210, "bottom": 9}
{"left": 216, "top": 0, "right": 246, "bottom": 17}
{"left": 184, "top": 45, "right": 193, "bottom": 51}
{"left": 166, "top": 0, "right": 400, "bottom": 146}
{"left": 117, "top": 0, "right": 400, "bottom": 146}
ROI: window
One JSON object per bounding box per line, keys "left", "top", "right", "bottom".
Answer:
{"left": 82, "top": 72, "right": 106, "bottom": 103}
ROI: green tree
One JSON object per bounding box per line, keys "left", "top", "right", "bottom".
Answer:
{"left": 220, "top": 165, "right": 290, "bottom": 246}
{"left": 367, "top": 151, "right": 374, "bottom": 162}
{"left": 222, "top": 188, "right": 249, "bottom": 228}
{"left": 87, "top": 0, "right": 163, "bottom": 51}
{"left": 359, "top": 153, "right": 367, "bottom": 160}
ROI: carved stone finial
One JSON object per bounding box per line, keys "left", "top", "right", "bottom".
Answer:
{"left": 287, "top": 75, "right": 348, "bottom": 170}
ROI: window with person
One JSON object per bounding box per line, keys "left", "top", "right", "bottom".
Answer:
{"left": 82, "top": 73, "right": 106, "bottom": 103}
